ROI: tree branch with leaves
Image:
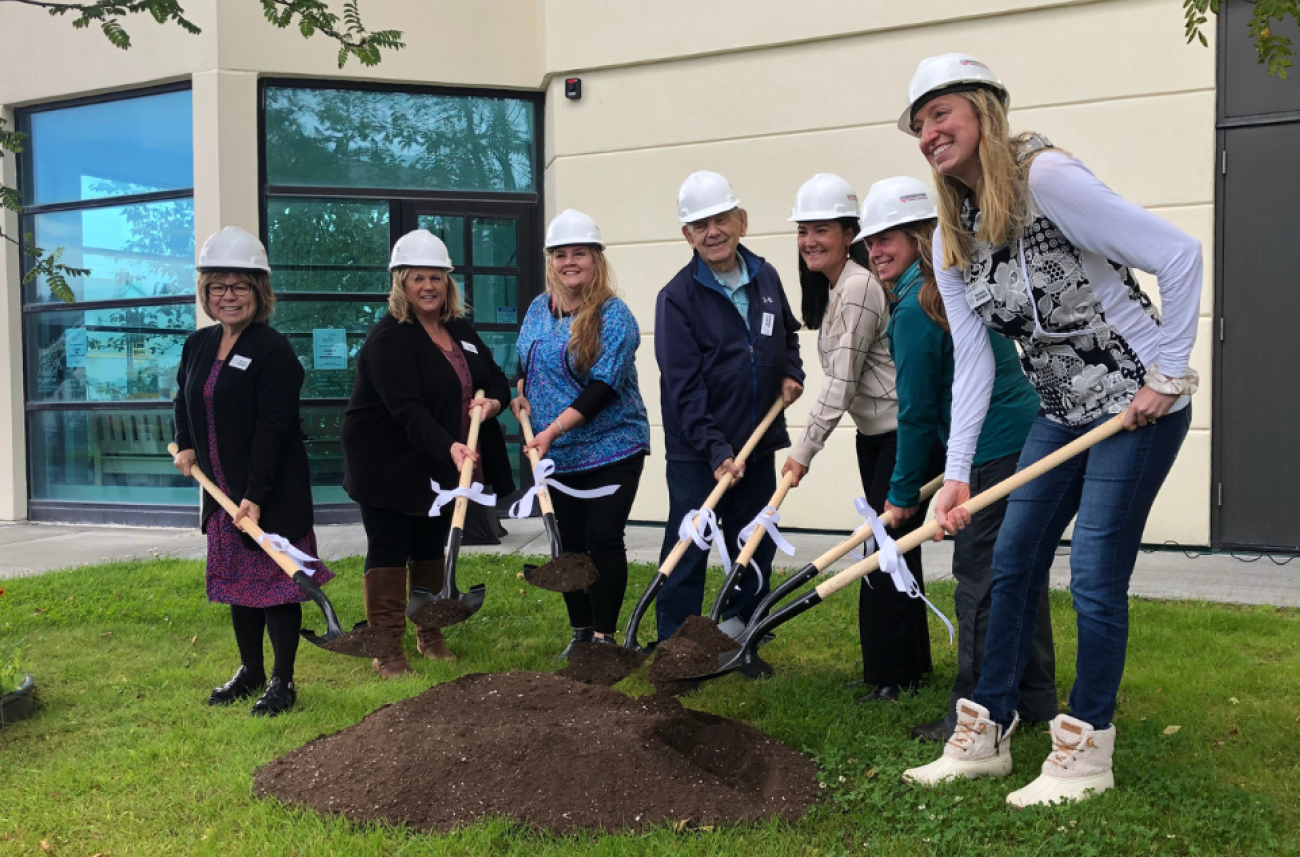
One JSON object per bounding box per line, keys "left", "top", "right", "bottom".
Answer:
{"left": 0, "top": 0, "right": 403, "bottom": 303}
{"left": 1185, "top": 0, "right": 1299, "bottom": 78}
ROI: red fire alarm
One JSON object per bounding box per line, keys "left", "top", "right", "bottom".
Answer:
{"left": 565, "top": 77, "right": 582, "bottom": 100}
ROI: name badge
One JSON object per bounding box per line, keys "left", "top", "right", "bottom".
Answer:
{"left": 229, "top": 355, "right": 252, "bottom": 371}
{"left": 967, "top": 284, "right": 993, "bottom": 309}
{"left": 460, "top": 341, "right": 479, "bottom": 354}
{"left": 760, "top": 312, "right": 775, "bottom": 336}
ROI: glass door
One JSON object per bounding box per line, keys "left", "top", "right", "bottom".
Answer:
{"left": 411, "top": 201, "right": 539, "bottom": 489}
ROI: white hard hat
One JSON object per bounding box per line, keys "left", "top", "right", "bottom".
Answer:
{"left": 677, "top": 170, "right": 740, "bottom": 224}
{"left": 789, "top": 173, "right": 859, "bottom": 222}
{"left": 198, "top": 226, "right": 270, "bottom": 273}
{"left": 545, "top": 209, "right": 605, "bottom": 250}
{"left": 898, "top": 53, "right": 1009, "bottom": 137}
{"left": 389, "top": 229, "right": 454, "bottom": 272}
{"left": 855, "top": 176, "right": 938, "bottom": 241}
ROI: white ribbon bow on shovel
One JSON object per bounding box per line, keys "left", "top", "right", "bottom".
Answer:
{"left": 854, "top": 500, "right": 955, "bottom": 643}
{"left": 679, "top": 507, "right": 732, "bottom": 574}
{"left": 734, "top": 505, "right": 797, "bottom": 594}
{"left": 428, "top": 479, "right": 497, "bottom": 517}
{"left": 507, "top": 458, "right": 620, "bottom": 519}
{"left": 255, "top": 532, "right": 321, "bottom": 576}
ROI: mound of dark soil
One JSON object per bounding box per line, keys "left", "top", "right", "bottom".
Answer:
{"left": 526, "top": 553, "right": 599, "bottom": 592}
{"left": 254, "top": 671, "right": 816, "bottom": 834}
{"left": 558, "top": 642, "right": 648, "bottom": 686}
{"left": 315, "top": 624, "right": 393, "bottom": 659}
{"left": 648, "top": 615, "right": 739, "bottom": 694}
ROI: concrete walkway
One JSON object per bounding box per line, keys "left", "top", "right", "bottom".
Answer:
{"left": 2, "top": 518, "right": 1298, "bottom": 608}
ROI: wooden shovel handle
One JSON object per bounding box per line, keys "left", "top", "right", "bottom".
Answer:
{"left": 516, "top": 408, "right": 555, "bottom": 517}
{"left": 806, "top": 473, "right": 946, "bottom": 573}
{"left": 816, "top": 412, "right": 1126, "bottom": 599}
{"left": 659, "top": 396, "right": 787, "bottom": 577}
{"left": 451, "top": 390, "right": 488, "bottom": 531}
{"left": 167, "top": 441, "right": 302, "bottom": 580}
{"left": 734, "top": 470, "right": 796, "bottom": 567}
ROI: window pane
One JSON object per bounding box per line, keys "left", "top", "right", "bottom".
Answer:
{"left": 28, "top": 408, "right": 193, "bottom": 505}
{"left": 26, "top": 90, "right": 193, "bottom": 206}
{"left": 417, "top": 215, "right": 466, "bottom": 267}
{"left": 479, "top": 330, "right": 519, "bottom": 378}
{"left": 299, "top": 405, "right": 351, "bottom": 504}
{"left": 24, "top": 199, "right": 195, "bottom": 305}
{"left": 266, "top": 197, "right": 391, "bottom": 292}
{"left": 272, "top": 300, "right": 388, "bottom": 399}
{"left": 471, "top": 217, "right": 517, "bottom": 267}
{"left": 26, "top": 304, "right": 194, "bottom": 403}
{"left": 469, "top": 275, "right": 518, "bottom": 325}
{"left": 264, "top": 87, "right": 535, "bottom": 193}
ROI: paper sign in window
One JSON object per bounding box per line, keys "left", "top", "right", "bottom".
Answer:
{"left": 313, "top": 329, "right": 348, "bottom": 370}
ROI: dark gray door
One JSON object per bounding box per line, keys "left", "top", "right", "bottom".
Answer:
{"left": 1218, "top": 122, "right": 1300, "bottom": 550}
{"left": 1215, "top": 4, "right": 1300, "bottom": 549}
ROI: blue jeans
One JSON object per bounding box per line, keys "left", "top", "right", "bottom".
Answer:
{"left": 655, "top": 454, "right": 777, "bottom": 642}
{"left": 973, "top": 407, "right": 1191, "bottom": 730}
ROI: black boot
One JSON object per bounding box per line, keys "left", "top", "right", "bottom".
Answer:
{"left": 910, "top": 718, "right": 948, "bottom": 742}
{"left": 251, "top": 677, "right": 297, "bottom": 717}
{"left": 856, "top": 684, "right": 905, "bottom": 704}
{"left": 556, "top": 628, "right": 594, "bottom": 662}
{"left": 208, "top": 665, "right": 265, "bottom": 706}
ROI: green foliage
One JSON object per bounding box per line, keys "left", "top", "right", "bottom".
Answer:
{"left": 259, "top": 0, "right": 405, "bottom": 68}
{"left": 1186, "top": 0, "right": 1299, "bottom": 77}
{"left": 21, "top": 234, "right": 90, "bottom": 304}
{"left": 0, "top": 644, "right": 27, "bottom": 693}
{"left": 0, "top": 554, "right": 1298, "bottom": 855}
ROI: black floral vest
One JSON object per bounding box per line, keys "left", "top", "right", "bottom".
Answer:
{"left": 958, "top": 139, "right": 1161, "bottom": 426}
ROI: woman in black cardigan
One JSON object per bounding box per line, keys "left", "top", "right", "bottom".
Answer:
{"left": 342, "top": 229, "right": 514, "bottom": 677}
{"left": 172, "top": 226, "right": 333, "bottom": 717}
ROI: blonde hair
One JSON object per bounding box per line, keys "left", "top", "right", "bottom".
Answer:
{"left": 933, "top": 89, "right": 1053, "bottom": 272}
{"left": 388, "top": 268, "right": 465, "bottom": 324}
{"left": 197, "top": 270, "right": 275, "bottom": 323}
{"left": 544, "top": 246, "right": 618, "bottom": 375}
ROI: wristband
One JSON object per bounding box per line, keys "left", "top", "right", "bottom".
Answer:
{"left": 553, "top": 418, "right": 567, "bottom": 437}
{"left": 1144, "top": 364, "right": 1199, "bottom": 397}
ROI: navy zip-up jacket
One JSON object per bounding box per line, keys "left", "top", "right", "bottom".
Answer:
{"left": 655, "top": 244, "right": 804, "bottom": 471}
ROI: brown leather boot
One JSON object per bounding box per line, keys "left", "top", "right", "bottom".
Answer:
{"left": 408, "top": 559, "right": 456, "bottom": 661}
{"left": 362, "top": 566, "right": 414, "bottom": 678}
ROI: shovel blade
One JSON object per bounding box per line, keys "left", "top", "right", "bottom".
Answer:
{"left": 622, "top": 572, "right": 666, "bottom": 651}
{"left": 680, "top": 589, "right": 824, "bottom": 682}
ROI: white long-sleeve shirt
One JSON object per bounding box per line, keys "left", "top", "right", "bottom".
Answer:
{"left": 937, "top": 150, "right": 1201, "bottom": 483}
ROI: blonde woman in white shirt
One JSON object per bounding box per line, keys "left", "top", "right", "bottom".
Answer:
{"left": 781, "top": 173, "right": 941, "bottom": 704}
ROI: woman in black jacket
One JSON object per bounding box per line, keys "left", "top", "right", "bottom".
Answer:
{"left": 342, "top": 229, "right": 515, "bottom": 677}
{"left": 172, "top": 226, "right": 333, "bottom": 717}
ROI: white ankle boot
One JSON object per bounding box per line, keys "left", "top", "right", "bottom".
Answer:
{"left": 902, "top": 699, "right": 1018, "bottom": 785}
{"left": 1006, "top": 714, "right": 1115, "bottom": 808}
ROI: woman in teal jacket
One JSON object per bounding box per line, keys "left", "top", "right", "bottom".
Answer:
{"left": 858, "top": 177, "right": 1058, "bottom": 741}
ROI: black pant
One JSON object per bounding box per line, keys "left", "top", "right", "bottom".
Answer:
{"left": 359, "top": 504, "right": 452, "bottom": 571}
{"left": 945, "top": 452, "right": 1058, "bottom": 733}
{"left": 551, "top": 454, "right": 645, "bottom": 636}
{"left": 230, "top": 602, "right": 301, "bottom": 680}
{"left": 856, "top": 431, "right": 942, "bottom": 687}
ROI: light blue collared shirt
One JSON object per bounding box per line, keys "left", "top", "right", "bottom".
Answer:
{"left": 705, "top": 254, "right": 752, "bottom": 330}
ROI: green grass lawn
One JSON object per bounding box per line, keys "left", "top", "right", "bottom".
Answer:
{"left": 1, "top": 553, "right": 1297, "bottom": 856}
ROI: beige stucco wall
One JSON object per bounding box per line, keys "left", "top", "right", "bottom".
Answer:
{"left": 543, "top": 0, "right": 1217, "bottom": 545}
{"left": 0, "top": 0, "right": 1216, "bottom": 544}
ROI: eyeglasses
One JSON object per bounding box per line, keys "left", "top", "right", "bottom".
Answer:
{"left": 208, "top": 283, "right": 253, "bottom": 297}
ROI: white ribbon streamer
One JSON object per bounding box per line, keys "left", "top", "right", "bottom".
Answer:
{"left": 428, "top": 479, "right": 497, "bottom": 517}
{"left": 849, "top": 497, "right": 879, "bottom": 561}
{"left": 507, "top": 458, "right": 620, "bottom": 519}
{"left": 256, "top": 532, "right": 320, "bottom": 576}
{"left": 678, "top": 507, "right": 732, "bottom": 575}
{"left": 854, "top": 500, "right": 955, "bottom": 643}
{"left": 733, "top": 506, "right": 797, "bottom": 594}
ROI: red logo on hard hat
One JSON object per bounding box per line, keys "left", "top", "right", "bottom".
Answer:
{"left": 899, "top": 193, "right": 929, "bottom": 203}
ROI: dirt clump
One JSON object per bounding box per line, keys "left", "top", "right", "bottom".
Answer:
{"left": 315, "top": 624, "right": 394, "bottom": 659}
{"left": 525, "top": 553, "right": 600, "bottom": 592}
{"left": 254, "top": 671, "right": 816, "bottom": 834}
{"left": 558, "top": 642, "right": 648, "bottom": 686}
{"left": 407, "top": 598, "right": 474, "bottom": 628}
{"left": 648, "top": 615, "right": 740, "bottom": 695}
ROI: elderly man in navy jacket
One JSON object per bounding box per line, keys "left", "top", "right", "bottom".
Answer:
{"left": 654, "top": 170, "right": 805, "bottom": 648}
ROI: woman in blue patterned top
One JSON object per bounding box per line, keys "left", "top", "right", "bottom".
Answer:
{"left": 512, "top": 209, "right": 651, "bottom": 660}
